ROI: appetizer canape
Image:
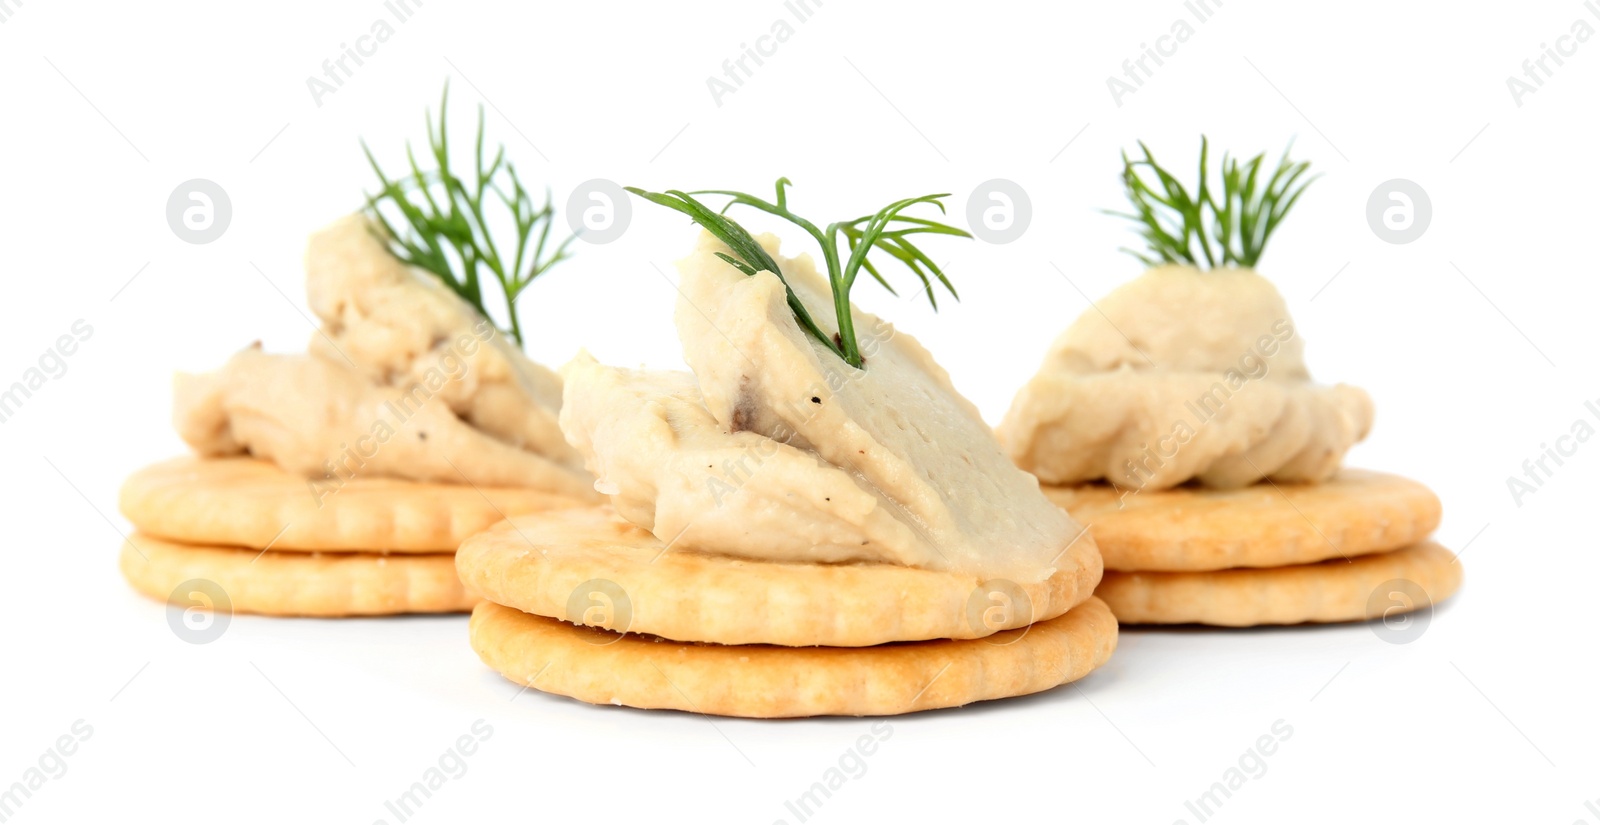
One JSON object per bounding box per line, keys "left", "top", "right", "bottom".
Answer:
{"left": 999, "top": 140, "right": 1460, "bottom": 626}
{"left": 119, "top": 89, "right": 595, "bottom": 618}
{"left": 461, "top": 181, "right": 1115, "bottom": 716}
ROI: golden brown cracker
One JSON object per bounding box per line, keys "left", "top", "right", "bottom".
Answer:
{"left": 1094, "top": 541, "right": 1461, "bottom": 626}
{"left": 119, "top": 533, "right": 475, "bottom": 617}
{"left": 1044, "top": 469, "right": 1441, "bottom": 571}
{"left": 470, "top": 597, "right": 1118, "bottom": 718}
{"left": 456, "top": 506, "right": 1102, "bottom": 647}
{"left": 121, "top": 456, "right": 588, "bottom": 552}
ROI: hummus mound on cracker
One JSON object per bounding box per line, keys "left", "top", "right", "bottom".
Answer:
{"left": 560, "top": 233, "right": 1085, "bottom": 582}
{"left": 305, "top": 215, "right": 580, "bottom": 469}
{"left": 172, "top": 215, "right": 594, "bottom": 498}
{"left": 998, "top": 265, "right": 1373, "bottom": 491}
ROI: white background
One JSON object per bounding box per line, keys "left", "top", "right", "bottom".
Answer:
{"left": 2, "top": 0, "right": 1596, "bottom": 822}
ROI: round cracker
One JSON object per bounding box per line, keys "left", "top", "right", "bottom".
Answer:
{"left": 1043, "top": 469, "right": 1441, "bottom": 571}
{"left": 119, "top": 532, "right": 475, "bottom": 617}
{"left": 122, "top": 456, "right": 588, "bottom": 552}
{"left": 456, "top": 506, "right": 1102, "bottom": 647}
{"left": 470, "top": 597, "right": 1117, "bottom": 718}
{"left": 1095, "top": 541, "right": 1462, "bottom": 626}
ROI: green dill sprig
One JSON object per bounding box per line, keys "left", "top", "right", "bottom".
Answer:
{"left": 625, "top": 179, "right": 969, "bottom": 368}
{"left": 361, "top": 83, "right": 575, "bottom": 348}
{"left": 1110, "top": 137, "right": 1316, "bottom": 269}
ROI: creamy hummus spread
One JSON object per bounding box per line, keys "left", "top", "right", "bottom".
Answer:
{"left": 305, "top": 215, "right": 581, "bottom": 470}
{"left": 175, "top": 345, "right": 595, "bottom": 498}
{"left": 559, "top": 232, "right": 1086, "bottom": 582}
{"left": 172, "top": 214, "right": 594, "bottom": 499}
{"left": 998, "top": 265, "right": 1372, "bottom": 490}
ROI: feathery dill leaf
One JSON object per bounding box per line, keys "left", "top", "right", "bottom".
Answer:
{"left": 362, "top": 82, "right": 575, "bottom": 347}
{"left": 1110, "top": 137, "right": 1315, "bottom": 269}
{"left": 625, "top": 179, "right": 969, "bottom": 368}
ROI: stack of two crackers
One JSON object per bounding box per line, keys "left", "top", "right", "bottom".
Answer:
{"left": 456, "top": 507, "right": 1119, "bottom": 718}
{"left": 1045, "top": 471, "right": 1462, "bottom": 627}
{"left": 118, "top": 214, "right": 594, "bottom": 619}
{"left": 119, "top": 456, "right": 578, "bottom": 618}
